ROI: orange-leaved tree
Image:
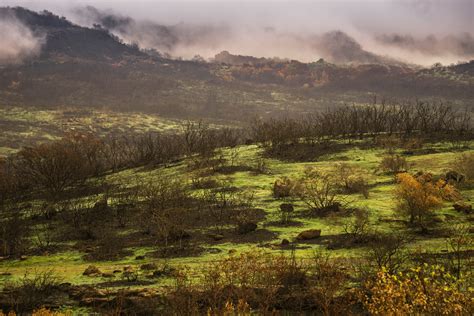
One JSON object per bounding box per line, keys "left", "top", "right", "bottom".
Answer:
{"left": 395, "top": 172, "right": 457, "bottom": 231}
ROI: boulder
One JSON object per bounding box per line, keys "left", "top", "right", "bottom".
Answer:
{"left": 83, "top": 265, "right": 102, "bottom": 277}
{"left": 296, "top": 229, "right": 321, "bottom": 241}
{"left": 237, "top": 222, "right": 258, "bottom": 234}
{"left": 453, "top": 202, "right": 472, "bottom": 214}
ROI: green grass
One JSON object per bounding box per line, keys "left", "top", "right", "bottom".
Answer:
{"left": 1, "top": 139, "right": 472, "bottom": 290}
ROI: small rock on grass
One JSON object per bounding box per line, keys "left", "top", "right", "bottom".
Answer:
{"left": 296, "top": 229, "right": 321, "bottom": 241}
{"left": 83, "top": 265, "right": 102, "bottom": 276}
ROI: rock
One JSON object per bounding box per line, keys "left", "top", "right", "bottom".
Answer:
{"left": 445, "top": 171, "right": 465, "bottom": 184}
{"left": 135, "top": 255, "right": 146, "bottom": 260}
{"left": 19, "top": 255, "right": 28, "bottom": 261}
{"left": 281, "top": 239, "right": 290, "bottom": 246}
{"left": 101, "top": 272, "right": 115, "bottom": 278}
{"left": 83, "top": 265, "right": 102, "bottom": 276}
{"left": 140, "top": 263, "right": 158, "bottom": 270}
{"left": 453, "top": 202, "right": 472, "bottom": 214}
{"left": 207, "top": 248, "right": 221, "bottom": 254}
{"left": 237, "top": 222, "right": 258, "bottom": 234}
{"left": 208, "top": 233, "right": 225, "bottom": 241}
{"left": 296, "top": 229, "right": 321, "bottom": 241}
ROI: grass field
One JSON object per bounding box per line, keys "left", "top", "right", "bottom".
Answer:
{"left": 1, "top": 139, "right": 472, "bottom": 294}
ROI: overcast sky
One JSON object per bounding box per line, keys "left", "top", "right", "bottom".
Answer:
{"left": 1, "top": 0, "right": 471, "bottom": 35}
{"left": 1, "top": 0, "right": 473, "bottom": 65}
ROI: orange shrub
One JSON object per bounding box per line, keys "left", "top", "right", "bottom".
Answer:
{"left": 395, "top": 173, "right": 456, "bottom": 230}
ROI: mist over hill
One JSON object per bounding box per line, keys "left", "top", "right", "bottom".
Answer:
{"left": 0, "top": 6, "right": 473, "bottom": 120}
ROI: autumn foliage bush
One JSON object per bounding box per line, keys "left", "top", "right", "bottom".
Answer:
{"left": 362, "top": 264, "right": 473, "bottom": 315}
{"left": 395, "top": 172, "right": 458, "bottom": 230}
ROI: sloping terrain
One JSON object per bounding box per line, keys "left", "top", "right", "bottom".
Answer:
{"left": 0, "top": 7, "right": 473, "bottom": 120}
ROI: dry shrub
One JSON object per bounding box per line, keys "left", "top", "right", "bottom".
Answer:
{"left": 343, "top": 208, "right": 371, "bottom": 243}
{"left": 379, "top": 153, "right": 408, "bottom": 174}
{"left": 332, "top": 163, "right": 370, "bottom": 198}
{"left": 166, "top": 250, "right": 352, "bottom": 314}
{"left": 374, "top": 135, "right": 403, "bottom": 150}
{"left": 294, "top": 168, "right": 343, "bottom": 213}
{"left": 273, "top": 177, "right": 299, "bottom": 198}
{"left": 0, "top": 212, "right": 30, "bottom": 257}
{"left": 366, "top": 233, "right": 409, "bottom": 273}
{"left": 402, "top": 137, "right": 424, "bottom": 151}
{"left": 362, "top": 265, "right": 473, "bottom": 315}
{"left": 453, "top": 153, "right": 474, "bottom": 185}
{"left": 3, "top": 270, "right": 62, "bottom": 314}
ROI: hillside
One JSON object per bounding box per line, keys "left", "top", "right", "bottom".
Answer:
{"left": 0, "top": 7, "right": 473, "bottom": 121}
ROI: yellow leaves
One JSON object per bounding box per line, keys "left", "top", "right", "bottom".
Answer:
{"left": 363, "top": 265, "right": 472, "bottom": 315}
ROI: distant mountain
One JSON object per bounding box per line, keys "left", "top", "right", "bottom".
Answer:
{"left": 0, "top": 7, "right": 473, "bottom": 119}
{"left": 0, "top": 6, "right": 144, "bottom": 62}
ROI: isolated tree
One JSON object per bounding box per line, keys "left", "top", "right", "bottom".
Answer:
{"left": 395, "top": 173, "right": 456, "bottom": 231}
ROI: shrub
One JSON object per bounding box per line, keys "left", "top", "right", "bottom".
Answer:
{"left": 0, "top": 212, "right": 30, "bottom": 257}
{"left": 362, "top": 265, "right": 473, "bottom": 315}
{"left": 379, "top": 153, "right": 408, "bottom": 174}
{"left": 343, "top": 208, "right": 370, "bottom": 243}
{"left": 273, "top": 177, "right": 298, "bottom": 198}
{"left": 366, "top": 233, "right": 409, "bottom": 273}
{"left": 445, "top": 224, "right": 473, "bottom": 279}
{"left": 395, "top": 173, "right": 456, "bottom": 231}
{"left": 453, "top": 153, "right": 474, "bottom": 185}
{"left": 166, "top": 250, "right": 352, "bottom": 314}
{"left": 294, "top": 168, "right": 342, "bottom": 213}
{"left": 332, "top": 163, "right": 370, "bottom": 198}
{"left": 279, "top": 203, "right": 294, "bottom": 224}
{"left": 3, "top": 270, "right": 61, "bottom": 314}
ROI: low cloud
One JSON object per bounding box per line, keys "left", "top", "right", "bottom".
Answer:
{"left": 0, "top": 10, "right": 44, "bottom": 64}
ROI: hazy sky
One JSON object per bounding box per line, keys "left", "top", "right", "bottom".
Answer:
{"left": 2, "top": 0, "right": 471, "bottom": 34}
{"left": 1, "top": 0, "right": 473, "bottom": 65}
